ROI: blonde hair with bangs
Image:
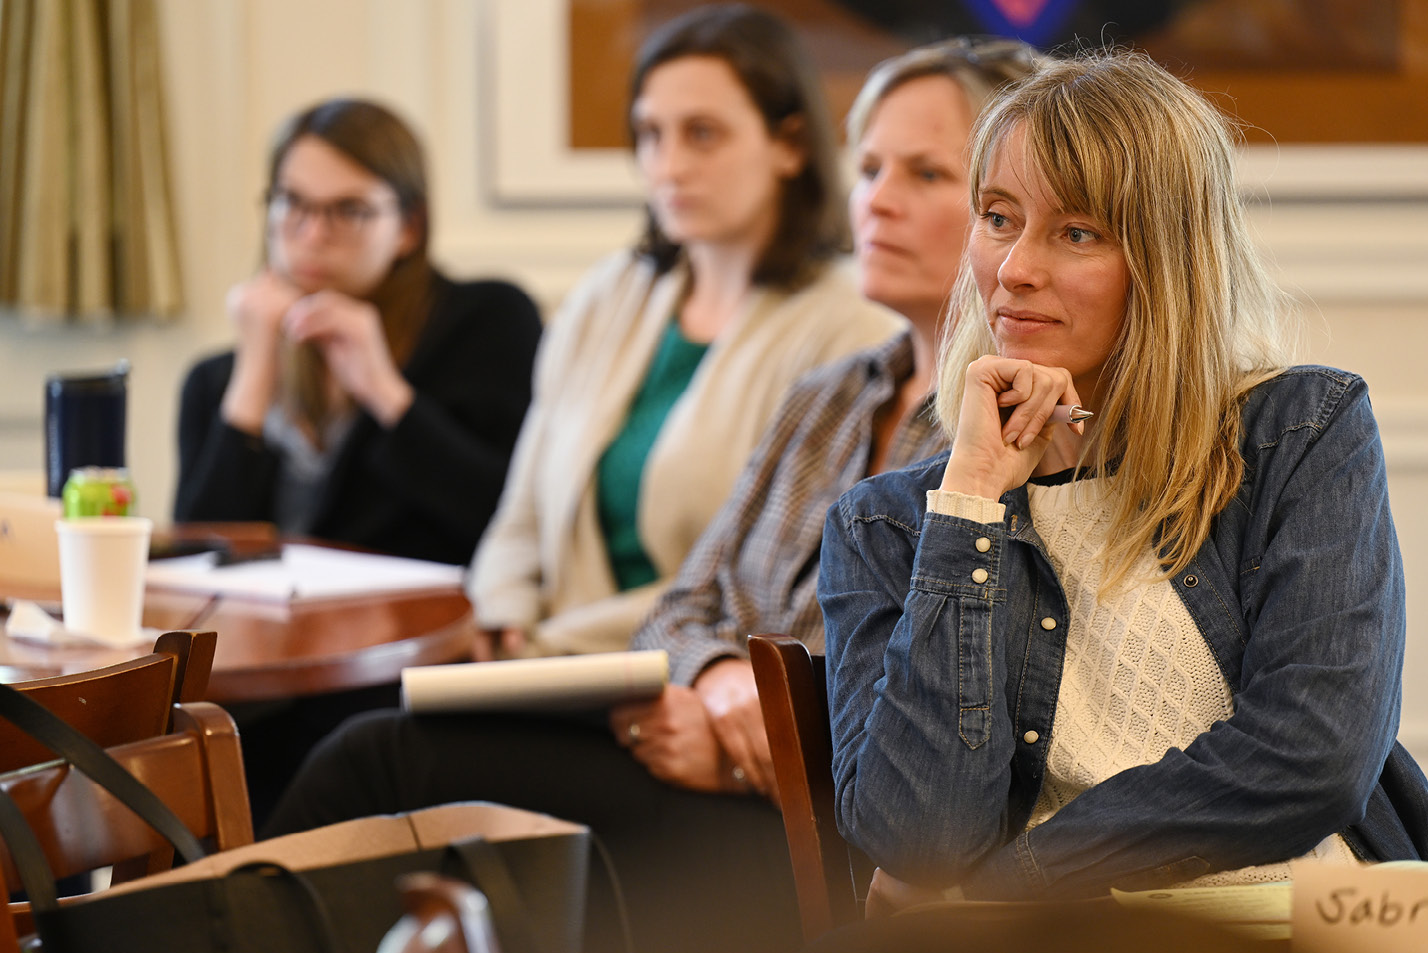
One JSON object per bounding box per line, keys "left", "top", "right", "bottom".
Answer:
{"left": 936, "top": 51, "right": 1299, "bottom": 589}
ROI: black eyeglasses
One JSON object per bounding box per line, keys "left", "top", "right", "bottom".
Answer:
{"left": 264, "top": 188, "right": 398, "bottom": 241}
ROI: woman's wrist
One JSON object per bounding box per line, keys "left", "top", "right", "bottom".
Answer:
{"left": 368, "top": 378, "right": 414, "bottom": 429}
{"left": 939, "top": 453, "right": 1009, "bottom": 500}
{"left": 939, "top": 475, "right": 1006, "bottom": 499}
{"left": 220, "top": 362, "right": 278, "bottom": 436}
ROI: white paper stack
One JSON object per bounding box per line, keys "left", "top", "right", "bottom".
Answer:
{"left": 144, "top": 544, "right": 465, "bottom": 601}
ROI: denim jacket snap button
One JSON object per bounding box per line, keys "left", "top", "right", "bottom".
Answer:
{"left": 1023, "top": 730, "right": 1040, "bottom": 745}
{"left": 971, "top": 568, "right": 989, "bottom": 584}
{"left": 1183, "top": 574, "right": 1199, "bottom": 587}
{"left": 1041, "top": 617, "right": 1056, "bottom": 631}
{"left": 975, "top": 537, "right": 991, "bottom": 553}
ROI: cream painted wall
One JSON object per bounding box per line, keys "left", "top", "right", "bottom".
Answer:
{"left": 1, "top": 0, "right": 1426, "bottom": 759}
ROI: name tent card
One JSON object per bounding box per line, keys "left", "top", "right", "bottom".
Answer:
{"left": 1292, "top": 860, "right": 1428, "bottom": 951}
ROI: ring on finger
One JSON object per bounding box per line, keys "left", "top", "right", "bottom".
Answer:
{"left": 731, "top": 765, "right": 746, "bottom": 784}
{"left": 627, "top": 722, "right": 642, "bottom": 743}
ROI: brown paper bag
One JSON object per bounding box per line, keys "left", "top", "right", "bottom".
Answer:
{"left": 40, "top": 802, "right": 590, "bottom": 951}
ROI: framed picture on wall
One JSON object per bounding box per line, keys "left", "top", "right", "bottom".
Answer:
{"left": 486, "top": 0, "right": 1428, "bottom": 204}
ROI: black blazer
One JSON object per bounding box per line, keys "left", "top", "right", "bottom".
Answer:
{"left": 173, "top": 274, "right": 542, "bottom": 565}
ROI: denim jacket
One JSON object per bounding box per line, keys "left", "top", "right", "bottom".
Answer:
{"left": 819, "top": 366, "right": 1428, "bottom": 899}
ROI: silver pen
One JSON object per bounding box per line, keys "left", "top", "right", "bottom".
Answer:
{"left": 1049, "top": 404, "right": 1094, "bottom": 424}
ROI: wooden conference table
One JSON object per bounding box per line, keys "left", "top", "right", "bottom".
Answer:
{"left": 0, "top": 523, "right": 478, "bottom": 703}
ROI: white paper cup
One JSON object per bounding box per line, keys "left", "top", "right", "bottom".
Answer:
{"left": 54, "top": 517, "right": 152, "bottom": 646}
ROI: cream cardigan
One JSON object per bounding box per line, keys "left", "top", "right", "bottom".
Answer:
{"left": 469, "top": 250, "right": 905, "bottom": 656}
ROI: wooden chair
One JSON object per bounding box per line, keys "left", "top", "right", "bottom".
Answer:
{"left": 0, "top": 701, "right": 254, "bottom": 949}
{"left": 0, "top": 630, "right": 216, "bottom": 773}
{"left": 748, "top": 634, "right": 866, "bottom": 941}
{"left": 748, "top": 640, "right": 1276, "bottom": 951}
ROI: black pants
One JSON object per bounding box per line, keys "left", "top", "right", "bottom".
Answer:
{"left": 263, "top": 708, "right": 801, "bottom": 952}
{"left": 229, "top": 682, "right": 402, "bottom": 832}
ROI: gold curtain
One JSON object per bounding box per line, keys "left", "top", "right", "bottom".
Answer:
{"left": 0, "top": 0, "right": 182, "bottom": 324}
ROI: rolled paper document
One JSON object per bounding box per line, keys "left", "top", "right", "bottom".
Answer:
{"left": 402, "top": 649, "right": 669, "bottom": 713}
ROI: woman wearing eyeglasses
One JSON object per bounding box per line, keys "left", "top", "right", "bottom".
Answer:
{"left": 174, "top": 98, "right": 542, "bottom": 566}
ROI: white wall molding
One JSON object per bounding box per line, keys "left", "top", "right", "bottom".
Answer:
{"left": 1239, "top": 145, "right": 1428, "bottom": 201}
{"left": 485, "top": 0, "right": 642, "bottom": 204}
{"left": 1250, "top": 199, "right": 1428, "bottom": 302}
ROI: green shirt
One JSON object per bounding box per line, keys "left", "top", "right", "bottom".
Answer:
{"left": 596, "top": 319, "right": 710, "bottom": 591}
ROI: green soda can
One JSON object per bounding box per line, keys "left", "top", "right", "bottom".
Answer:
{"left": 61, "top": 466, "right": 137, "bottom": 517}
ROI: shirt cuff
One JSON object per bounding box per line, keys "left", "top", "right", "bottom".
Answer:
{"left": 926, "top": 489, "right": 1006, "bottom": 524}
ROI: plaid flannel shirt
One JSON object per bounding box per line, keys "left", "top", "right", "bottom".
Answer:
{"left": 631, "top": 330, "right": 948, "bottom": 685}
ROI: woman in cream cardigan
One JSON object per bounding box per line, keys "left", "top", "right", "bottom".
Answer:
{"left": 267, "top": 6, "right": 899, "bottom": 949}
{"left": 469, "top": 4, "right": 902, "bottom": 659}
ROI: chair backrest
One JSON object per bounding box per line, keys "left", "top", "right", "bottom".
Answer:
{"left": 0, "top": 701, "right": 254, "bottom": 949}
{"left": 0, "top": 630, "right": 216, "bottom": 773}
{"left": 748, "top": 634, "right": 862, "bottom": 941}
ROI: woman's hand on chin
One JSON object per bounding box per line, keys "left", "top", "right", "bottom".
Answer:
{"left": 283, "top": 290, "right": 414, "bottom": 427}
{"left": 221, "top": 270, "right": 303, "bottom": 433}
{"left": 227, "top": 270, "right": 303, "bottom": 351}
{"left": 941, "top": 355, "right": 1085, "bottom": 499}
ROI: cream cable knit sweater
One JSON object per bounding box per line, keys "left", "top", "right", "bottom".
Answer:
{"left": 932, "top": 477, "right": 1357, "bottom": 886}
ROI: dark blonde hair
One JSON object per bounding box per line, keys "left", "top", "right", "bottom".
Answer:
{"left": 628, "top": 3, "right": 846, "bottom": 289}
{"left": 265, "top": 98, "right": 435, "bottom": 440}
{"left": 846, "top": 35, "right": 1045, "bottom": 145}
{"left": 937, "top": 51, "right": 1297, "bottom": 588}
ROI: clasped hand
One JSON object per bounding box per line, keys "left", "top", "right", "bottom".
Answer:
{"left": 941, "top": 355, "right": 1087, "bottom": 500}
{"left": 610, "top": 658, "right": 777, "bottom": 803}
{"left": 223, "top": 271, "right": 414, "bottom": 430}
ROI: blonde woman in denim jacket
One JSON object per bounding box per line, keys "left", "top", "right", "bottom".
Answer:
{"left": 819, "top": 51, "right": 1428, "bottom": 908}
